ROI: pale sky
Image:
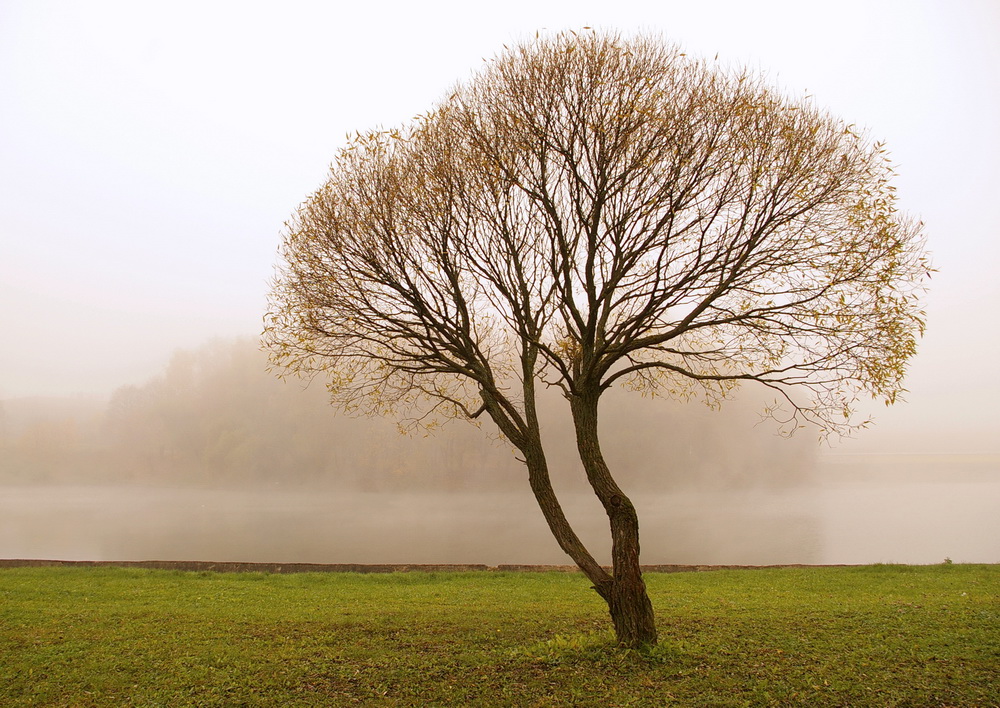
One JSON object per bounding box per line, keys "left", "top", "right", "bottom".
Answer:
{"left": 1, "top": 0, "right": 998, "bottom": 454}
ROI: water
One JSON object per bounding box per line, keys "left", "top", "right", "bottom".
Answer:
{"left": 1, "top": 455, "right": 997, "bottom": 565}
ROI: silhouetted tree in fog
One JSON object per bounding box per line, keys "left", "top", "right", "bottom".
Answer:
{"left": 264, "top": 32, "right": 930, "bottom": 647}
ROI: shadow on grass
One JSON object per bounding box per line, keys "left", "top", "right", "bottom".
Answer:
{"left": 513, "top": 630, "right": 685, "bottom": 668}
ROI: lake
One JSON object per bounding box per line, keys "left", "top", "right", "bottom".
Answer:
{"left": 1, "top": 454, "right": 996, "bottom": 565}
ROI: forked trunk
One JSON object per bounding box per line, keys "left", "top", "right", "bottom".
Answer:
{"left": 570, "top": 390, "right": 658, "bottom": 648}
{"left": 480, "top": 375, "right": 613, "bottom": 589}
{"left": 521, "top": 440, "right": 612, "bottom": 587}
{"left": 480, "top": 382, "right": 656, "bottom": 647}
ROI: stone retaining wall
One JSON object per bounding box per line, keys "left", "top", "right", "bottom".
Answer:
{"left": 0, "top": 559, "right": 849, "bottom": 573}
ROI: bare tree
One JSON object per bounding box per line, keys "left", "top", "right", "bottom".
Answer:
{"left": 264, "top": 32, "right": 930, "bottom": 647}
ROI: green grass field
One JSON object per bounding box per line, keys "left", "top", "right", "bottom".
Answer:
{"left": 1, "top": 564, "right": 997, "bottom": 706}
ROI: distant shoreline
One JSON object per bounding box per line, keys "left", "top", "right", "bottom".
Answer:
{"left": 0, "top": 559, "right": 891, "bottom": 573}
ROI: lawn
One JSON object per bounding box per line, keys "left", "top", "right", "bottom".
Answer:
{"left": 1, "top": 564, "right": 997, "bottom": 706}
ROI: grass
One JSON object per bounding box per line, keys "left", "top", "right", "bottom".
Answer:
{"left": 1, "top": 565, "right": 997, "bottom": 706}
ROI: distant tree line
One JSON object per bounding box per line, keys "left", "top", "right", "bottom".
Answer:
{"left": 1, "top": 338, "right": 815, "bottom": 490}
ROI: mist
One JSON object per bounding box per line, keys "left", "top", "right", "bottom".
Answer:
{"left": 2, "top": 337, "right": 997, "bottom": 566}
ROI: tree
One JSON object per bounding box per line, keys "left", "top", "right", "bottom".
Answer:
{"left": 264, "top": 32, "right": 930, "bottom": 647}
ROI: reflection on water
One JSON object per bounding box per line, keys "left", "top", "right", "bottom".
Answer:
{"left": 1, "top": 455, "right": 997, "bottom": 565}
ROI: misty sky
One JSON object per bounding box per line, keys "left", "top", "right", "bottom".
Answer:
{"left": 1, "top": 0, "right": 998, "bottom": 455}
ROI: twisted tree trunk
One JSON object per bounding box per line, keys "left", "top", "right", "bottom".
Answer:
{"left": 521, "top": 440, "right": 612, "bottom": 587}
{"left": 570, "top": 389, "right": 658, "bottom": 648}
{"left": 478, "top": 380, "right": 612, "bottom": 590}
{"left": 479, "top": 375, "right": 655, "bottom": 647}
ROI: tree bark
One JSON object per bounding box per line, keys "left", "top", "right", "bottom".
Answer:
{"left": 569, "top": 389, "right": 658, "bottom": 648}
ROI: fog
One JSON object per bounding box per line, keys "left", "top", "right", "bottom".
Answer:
{"left": 2, "top": 338, "right": 997, "bottom": 565}
{"left": 2, "top": 4, "right": 999, "bottom": 566}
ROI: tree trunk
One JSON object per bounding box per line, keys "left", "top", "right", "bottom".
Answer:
{"left": 521, "top": 439, "right": 612, "bottom": 587}
{"left": 479, "top": 379, "right": 655, "bottom": 647}
{"left": 478, "top": 384, "right": 612, "bottom": 590}
{"left": 570, "top": 389, "right": 658, "bottom": 648}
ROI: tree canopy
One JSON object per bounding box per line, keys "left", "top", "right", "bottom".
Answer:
{"left": 267, "top": 32, "right": 927, "bottom": 435}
